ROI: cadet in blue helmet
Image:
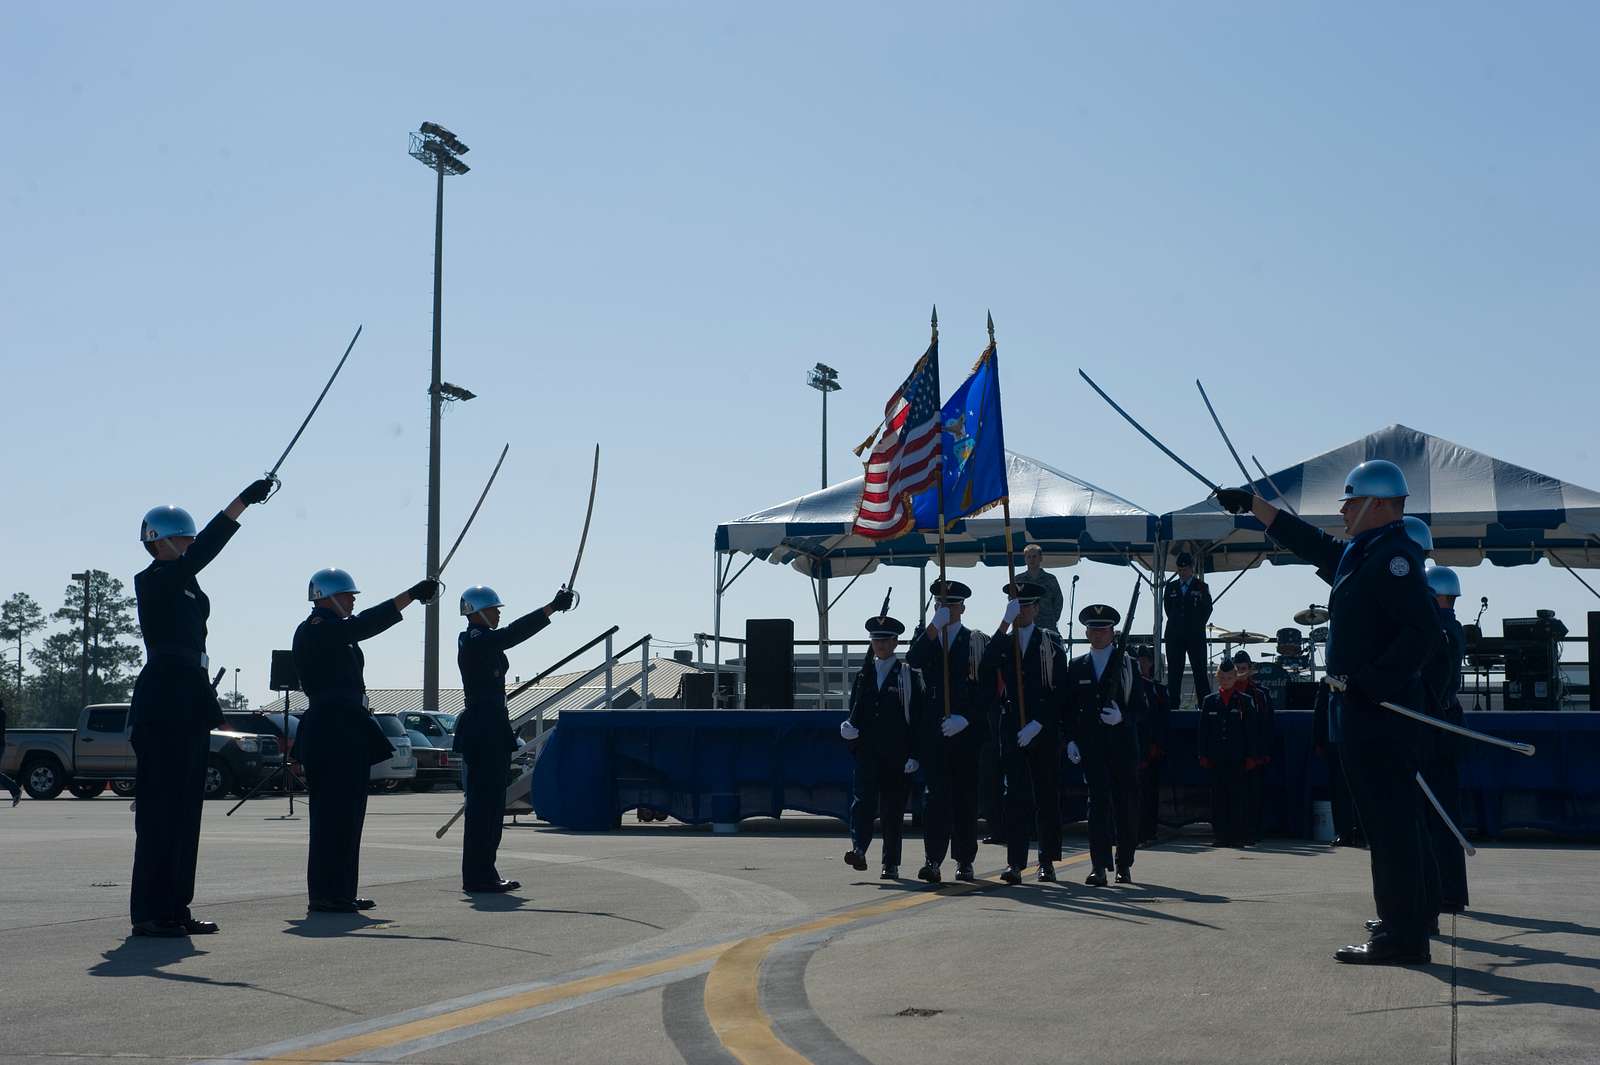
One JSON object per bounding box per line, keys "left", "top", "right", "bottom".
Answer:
{"left": 293, "top": 568, "right": 439, "bottom": 913}
{"left": 1418, "top": 563, "right": 1470, "bottom": 917}
{"left": 1216, "top": 460, "right": 1441, "bottom": 965}
{"left": 454, "top": 583, "right": 574, "bottom": 894}
{"left": 127, "top": 475, "right": 275, "bottom": 938}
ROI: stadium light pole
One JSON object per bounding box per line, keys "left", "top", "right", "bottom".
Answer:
{"left": 409, "top": 122, "right": 470, "bottom": 713}
{"left": 806, "top": 364, "right": 841, "bottom": 707}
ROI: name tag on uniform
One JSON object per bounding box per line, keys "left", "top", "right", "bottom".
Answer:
{"left": 198, "top": 653, "right": 210, "bottom": 669}
{"left": 184, "top": 590, "right": 197, "bottom": 599}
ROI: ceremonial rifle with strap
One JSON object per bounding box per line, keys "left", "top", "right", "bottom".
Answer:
{"left": 1094, "top": 579, "right": 1142, "bottom": 711}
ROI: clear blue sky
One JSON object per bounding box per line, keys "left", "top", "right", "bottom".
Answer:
{"left": 4, "top": 2, "right": 1597, "bottom": 704}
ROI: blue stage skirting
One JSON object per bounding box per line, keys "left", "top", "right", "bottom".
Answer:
{"left": 530, "top": 708, "right": 1600, "bottom": 838}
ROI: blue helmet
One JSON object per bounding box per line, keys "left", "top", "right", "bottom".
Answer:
{"left": 1402, "top": 516, "right": 1433, "bottom": 552}
{"left": 460, "top": 585, "right": 504, "bottom": 616}
{"left": 140, "top": 505, "right": 197, "bottom": 544}
{"left": 1426, "top": 564, "right": 1461, "bottom": 597}
{"left": 1340, "top": 459, "right": 1409, "bottom": 501}
{"left": 307, "top": 567, "right": 360, "bottom": 601}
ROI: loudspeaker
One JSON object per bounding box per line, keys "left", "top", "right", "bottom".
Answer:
{"left": 269, "top": 650, "right": 299, "bottom": 692}
{"left": 678, "top": 672, "right": 715, "bottom": 709}
{"left": 743, "top": 618, "right": 795, "bottom": 708}
{"left": 1284, "top": 680, "right": 1318, "bottom": 711}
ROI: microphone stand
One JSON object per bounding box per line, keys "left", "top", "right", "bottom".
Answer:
{"left": 1067, "top": 575, "right": 1080, "bottom": 656}
{"left": 1471, "top": 597, "right": 1489, "bottom": 711}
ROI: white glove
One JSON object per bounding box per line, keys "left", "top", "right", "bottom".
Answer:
{"left": 1324, "top": 674, "right": 1348, "bottom": 692}
{"left": 1002, "top": 599, "right": 1022, "bottom": 625}
{"left": 904, "top": 757, "right": 919, "bottom": 774}
{"left": 930, "top": 606, "right": 950, "bottom": 631}
{"left": 1099, "top": 702, "right": 1123, "bottom": 726}
{"left": 1067, "top": 740, "right": 1082, "bottom": 764}
{"left": 839, "top": 720, "right": 860, "bottom": 741}
{"left": 1017, "top": 720, "right": 1042, "bottom": 748}
{"left": 941, "top": 714, "right": 969, "bottom": 738}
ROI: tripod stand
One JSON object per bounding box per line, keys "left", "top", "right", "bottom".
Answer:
{"left": 226, "top": 653, "right": 307, "bottom": 818}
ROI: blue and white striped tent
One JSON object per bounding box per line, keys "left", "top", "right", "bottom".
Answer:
{"left": 716, "top": 450, "right": 1158, "bottom": 579}
{"left": 1166, "top": 424, "right": 1600, "bottom": 571}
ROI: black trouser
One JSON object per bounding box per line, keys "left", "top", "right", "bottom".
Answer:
{"left": 849, "top": 750, "right": 908, "bottom": 867}
{"left": 1324, "top": 745, "right": 1362, "bottom": 841}
{"left": 305, "top": 747, "right": 370, "bottom": 903}
{"left": 0, "top": 739, "right": 18, "bottom": 796}
{"left": 1243, "top": 765, "right": 1265, "bottom": 844}
{"left": 922, "top": 742, "right": 980, "bottom": 867}
{"left": 1209, "top": 762, "right": 1248, "bottom": 844}
{"left": 1421, "top": 754, "right": 1468, "bottom": 910}
{"left": 1002, "top": 736, "right": 1061, "bottom": 870}
{"left": 462, "top": 751, "right": 510, "bottom": 887}
{"left": 1341, "top": 712, "right": 1431, "bottom": 946}
{"left": 1165, "top": 637, "right": 1210, "bottom": 706}
{"left": 1138, "top": 757, "right": 1162, "bottom": 842}
{"left": 981, "top": 711, "right": 1005, "bottom": 831}
{"left": 1084, "top": 746, "right": 1140, "bottom": 872}
{"left": 130, "top": 728, "right": 209, "bottom": 926}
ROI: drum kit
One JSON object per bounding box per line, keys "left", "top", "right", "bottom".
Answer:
{"left": 1274, "top": 605, "right": 1329, "bottom": 676}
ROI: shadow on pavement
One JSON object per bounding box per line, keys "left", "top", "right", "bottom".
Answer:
{"left": 90, "top": 937, "right": 361, "bottom": 1013}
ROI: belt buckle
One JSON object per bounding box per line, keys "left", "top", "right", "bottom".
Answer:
{"left": 199, "top": 653, "right": 210, "bottom": 670}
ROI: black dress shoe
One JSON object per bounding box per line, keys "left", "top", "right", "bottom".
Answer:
{"left": 182, "top": 918, "right": 220, "bottom": 934}
{"left": 464, "top": 880, "right": 519, "bottom": 894}
{"left": 880, "top": 865, "right": 899, "bottom": 880}
{"left": 308, "top": 899, "right": 358, "bottom": 913}
{"left": 1115, "top": 868, "right": 1132, "bottom": 884}
{"left": 844, "top": 849, "right": 867, "bottom": 871}
{"left": 1037, "top": 862, "right": 1057, "bottom": 883}
{"left": 1365, "top": 917, "right": 1439, "bottom": 935}
{"left": 916, "top": 863, "right": 942, "bottom": 884}
{"left": 131, "top": 920, "right": 188, "bottom": 938}
{"left": 1084, "top": 869, "right": 1108, "bottom": 887}
{"left": 981, "top": 835, "right": 1003, "bottom": 846}
{"left": 1335, "top": 933, "right": 1431, "bottom": 966}
{"left": 955, "top": 863, "right": 976, "bottom": 882}
{"left": 999, "top": 866, "right": 1022, "bottom": 885}
{"left": 351, "top": 897, "right": 377, "bottom": 910}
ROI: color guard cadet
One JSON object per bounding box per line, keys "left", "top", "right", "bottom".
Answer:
{"left": 1420, "top": 564, "right": 1470, "bottom": 915}
{"left": 1161, "top": 552, "right": 1213, "bottom": 706}
{"left": 128, "top": 476, "right": 275, "bottom": 937}
{"left": 1197, "top": 660, "right": 1254, "bottom": 847}
{"left": 979, "top": 582, "right": 1067, "bottom": 885}
{"left": 1133, "top": 646, "right": 1169, "bottom": 844}
{"left": 294, "top": 569, "right": 438, "bottom": 913}
{"left": 455, "top": 584, "right": 573, "bottom": 894}
{"left": 839, "top": 610, "right": 927, "bottom": 879}
{"left": 1232, "top": 650, "right": 1274, "bottom": 845}
{"left": 1218, "top": 460, "right": 1440, "bottom": 965}
{"left": 1064, "top": 604, "right": 1144, "bottom": 885}
{"left": 906, "top": 579, "right": 989, "bottom": 884}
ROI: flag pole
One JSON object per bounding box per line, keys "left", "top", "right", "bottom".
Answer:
{"left": 932, "top": 307, "right": 952, "bottom": 720}
{"left": 991, "top": 312, "right": 1028, "bottom": 726}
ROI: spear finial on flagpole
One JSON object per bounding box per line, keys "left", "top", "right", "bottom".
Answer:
{"left": 986, "top": 309, "right": 995, "bottom": 346}
{"left": 931, "top": 305, "right": 938, "bottom": 342}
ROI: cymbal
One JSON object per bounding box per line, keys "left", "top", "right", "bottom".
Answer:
{"left": 1209, "top": 628, "right": 1271, "bottom": 643}
{"left": 1293, "top": 607, "right": 1330, "bottom": 626}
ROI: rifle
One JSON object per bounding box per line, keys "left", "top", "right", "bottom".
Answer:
{"left": 848, "top": 589, "right": 892, "bottom": 729}
{"left": 1094, "top": 578, "right": 1142, "bottom": 710}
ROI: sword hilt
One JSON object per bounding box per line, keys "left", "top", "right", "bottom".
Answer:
{"left": 262, "top": 472, "right": 283, "bottom": 501}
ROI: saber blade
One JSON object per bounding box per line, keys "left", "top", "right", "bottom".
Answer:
{"left": 1195, "top": 379, "right": 1255, "bottom": 488}
{"left": 1324, "top": 676, "right": 1535, "bottom": 756}
{"left": 565, "top": 444, "right": 600, "bottom": 593}
{"left": 1252, "top": 455, "right": 1300, "bottom": 518}
{"left": 438, "top": 443, "right": 510, "bottom": 578}
{"left": 1078, "top": 370, "right": 1221, "bottom": 493}
{"left": 268, "top": 325, "right": 363, "bottom": 478}
{"left": 1417, "top": 771, "right": 1476, "bottom": 857}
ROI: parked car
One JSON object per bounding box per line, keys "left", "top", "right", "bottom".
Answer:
{"left": 220, "top": 711, "right": 304, "bottom": 791}
{"left": 397, "top": 711, "right": 456, "bottom": 744}
{"left": 369, "top": 713, "right": 416, "bottom": 791}
{"left": 0, "top": 703, "right": 279, "bottom": 800}
{"left": 391, "top": 727, "right": 460, "bottom": 792}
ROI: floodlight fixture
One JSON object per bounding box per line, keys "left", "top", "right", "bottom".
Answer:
{"left": 807, "top": 362, "right": 841, "bottom": 393}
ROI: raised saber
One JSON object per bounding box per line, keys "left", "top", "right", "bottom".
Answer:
{"left": 265, "top": 325, "right": 363, "bottom": 489}
{"left": 1251, "top": 455, "right": 1300, "bottom": 518}
{"left": 1078, "top": 370, "right": 1221, "bottom": 494}
{"left": 1195, "top": 379, "right": 1255, "bottom": 489}
{"left": 1417, "top": 771, "right": 1476, "bottom": 857}
{"left": 437, "top": 443, "right": 510, "bottom": 579}
{"left": 1323, "top": 676, "right": 1535, "bottom": 756}
{"left": 562, "top": 444, "right": 600, "bottom": 601}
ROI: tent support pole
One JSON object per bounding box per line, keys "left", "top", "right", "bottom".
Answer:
{"left": 1548, "top": 550, "right": 1600, "bottom": 602}
{"left": 712, "top": 549, "right": 723, "bottom": 703}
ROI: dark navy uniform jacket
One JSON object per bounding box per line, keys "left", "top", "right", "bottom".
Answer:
{"left": 292, "top": 602, "right": 403, "bottom": 766}
{"left": 1199, "top": 688, "right": 1260, "bottom": 766}
{"left": 905, "top": 625, "right": 990, "bottom": 759}
{"left": 1267, "top": 513, "right": 1440, "bottom": 744}
{"left": 846, "top": 657, "right": 927, "bottom": 765}
{"left": 979, "top": 625, "right": 1068, "bottom": 750}
{"left": 454, "top": 609, "right": 550, "bottom": 757}
{"left": 1134, "top": 673, "right": 1169, "bottom": 758}
{"left": 1423, "top": 606, "right": 1467, "bottom": 718}
{"left": 1240, "top": 681, "right": 1276, "bottom": 764}
{"left": 131, "top": 511, "right": 238, "bottom": 735}
{"left": 1063, "top": 647, "right": 1145, "bottom": 762}
{"left": 1161, "top": 576, "right": 1213, "bottom": 640}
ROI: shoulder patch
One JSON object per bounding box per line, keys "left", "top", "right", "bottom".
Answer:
{"left": 308, "top": 617, "right": 321, "bottom": 625}
{"left": 468, "top": 628, "right": 483, "bottom": 639}
{"left": 1389, "top": 556, "right": 1411, "bottom": 577}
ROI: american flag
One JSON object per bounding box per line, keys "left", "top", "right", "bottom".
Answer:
{"left": 852, "top": 342, "right": 942, "bottom": 539}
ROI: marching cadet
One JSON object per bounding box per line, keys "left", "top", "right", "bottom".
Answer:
{"left": 906, "top": 579, "right": 989, "bottom": 884}
{"left": 294, "top": 568, "right": 438, "bottom": 913}
{"left": 1064, "top": 604, "right": 1145, "bottom": 885}
{"left": 1420, "top": 564, "right": 1470, "bottom": 915}
{"left": 455, "top": 584, "right": 573, "bottom": 894}
{"left": 838, "top": 609, "right": 927, "bottom": 879}
{"left": 1232, "top": 651, "right": 1275, "bottom": 845}
{"left": 979, "top": 582, "right": 1067, "bottom": 885}
{"left": 128, "top": 476, "right": 275, "bottom": 937}
{"left": 1161, "top": 552, "right": 1213, "bottom": 706}
{"left": 1197, "top": 660, "right": 1253, "bottom": 847}
{"left": 1217, "top": 460, "right": 1439, "bottom": 965}
{"left": 1133, "top": 646, "right": 1169, "bottom": 844}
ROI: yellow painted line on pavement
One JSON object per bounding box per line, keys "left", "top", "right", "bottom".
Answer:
{"left": 704, "top": 853, "right": 1094, "bottom": 1065}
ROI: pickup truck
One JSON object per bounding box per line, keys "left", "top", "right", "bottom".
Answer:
{"left": 0, "top": 703, "right": 281, "bottom": 801}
